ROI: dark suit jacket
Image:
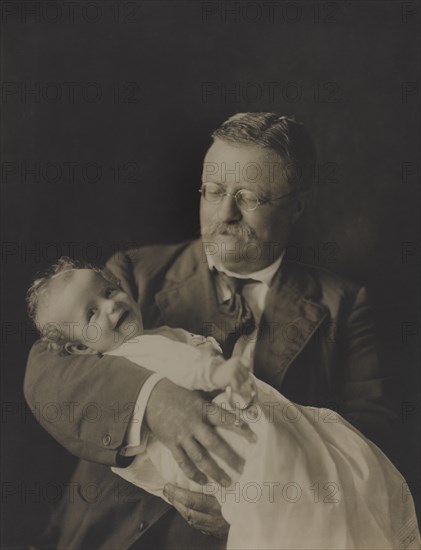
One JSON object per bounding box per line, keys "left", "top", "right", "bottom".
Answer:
{"left": 24, "top": 240, "right": 400, "bottom": 549}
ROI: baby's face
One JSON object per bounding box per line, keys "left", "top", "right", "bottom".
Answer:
{"left": 38, "top": 269, "right": 143, "bottom": 353}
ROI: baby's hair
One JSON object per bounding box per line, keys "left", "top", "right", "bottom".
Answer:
{"left": 27, "top": 256, "right": 120, "bottom": 351}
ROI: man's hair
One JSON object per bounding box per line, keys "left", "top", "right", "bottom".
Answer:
{"left": 211, "top": 112, "right": 316, "bottom": 192}
{"left": 27, "top": 257, "right": 119, "bottom": 351}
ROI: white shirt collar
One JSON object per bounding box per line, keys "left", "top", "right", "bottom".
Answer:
{"left": 206, "top": 249, "right": 284, "bottom": 288}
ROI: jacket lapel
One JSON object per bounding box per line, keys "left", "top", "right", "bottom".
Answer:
{"left": 254, "top": 260, "right": 328, "bottom": 388}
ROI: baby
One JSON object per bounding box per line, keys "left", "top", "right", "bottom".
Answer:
{"left": 28, "top": 257, "right": 420, "bottom": 550}
{"left": 27, "top": 257, "right": 256, "bottom": 400}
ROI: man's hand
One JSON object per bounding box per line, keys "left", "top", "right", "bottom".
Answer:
{"left": 163, "top": 483, "right": 229, "bottom": 540}
{"left": 145, "top": 378, "right": 256, "bottom": 485}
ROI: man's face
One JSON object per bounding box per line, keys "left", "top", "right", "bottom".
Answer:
{"left": 200, "top": 139, "right": 298, "bottom": 274}
{"left": 38, "top": 270, "right": 143, "bottom": 353}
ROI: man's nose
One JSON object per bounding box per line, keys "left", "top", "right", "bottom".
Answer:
{"left": 217, "top": 194, "right": 242, "bottom": 223}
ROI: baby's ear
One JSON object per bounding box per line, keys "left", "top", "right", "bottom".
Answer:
{"left": 64, "top": 342, "right": 97, "bottom": 355}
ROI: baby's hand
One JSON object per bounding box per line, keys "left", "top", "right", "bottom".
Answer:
{"left": 211, "top": 358, "right": 256, "bottom": 407}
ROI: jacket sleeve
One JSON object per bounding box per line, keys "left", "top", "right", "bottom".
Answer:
{"left": 23, "top": 249, "right": 155, "bottom": 467}
{"left": 24, "top": 342, "right": 154, "bottom": 466}
{"left": 338, "top": 286, "right": 402, "bottom": 470}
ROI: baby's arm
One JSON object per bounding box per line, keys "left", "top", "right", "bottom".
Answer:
{"left": 112, "top": 331, "right": 256, "bottom": 405}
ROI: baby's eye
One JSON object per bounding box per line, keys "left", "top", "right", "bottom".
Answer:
{"left": 104, "top": 287, "right": 117, "bottom": 298}
{"left": 87, "top": 308, "right": 96, "bottom": 321}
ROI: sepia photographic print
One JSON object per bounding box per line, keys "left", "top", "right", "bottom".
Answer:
{"left": 1, "top": 1, "right": 420, "bottom": 549}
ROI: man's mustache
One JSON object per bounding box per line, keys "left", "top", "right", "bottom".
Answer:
{"left": 201, "top": 220, "right": 256, "bottom": 242}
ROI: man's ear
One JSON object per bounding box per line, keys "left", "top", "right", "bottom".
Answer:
{"left": 64, "top": 342, "right": 97, "bottom": 355}
{"left": 291, "top": 191, "right": 308, "bottom": 224}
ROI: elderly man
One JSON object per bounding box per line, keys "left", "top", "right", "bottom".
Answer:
{"left": 24, "top": 113, "right": 399, "bottom": 549}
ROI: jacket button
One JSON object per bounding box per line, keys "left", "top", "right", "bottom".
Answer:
{"left": 138, "top": 520, "right": 148, "bottom": 532}
{"left": 103, "top": 434, "right": 111, "bottom": 446}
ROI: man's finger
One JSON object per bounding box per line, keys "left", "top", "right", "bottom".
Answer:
{"left": 183, "top": 438, "right": 232, "bottom": 486}
{"left": 164, "top": 483, "right": 221, "bottom": 514}
{"left": 171, "top": 446, "right": 207, "bottom": 485}
{"left": 170, "top": 499, "right": 227, "bottom": 535}
{"left": 197, "top": 428, "right": 245, "bottom": 475}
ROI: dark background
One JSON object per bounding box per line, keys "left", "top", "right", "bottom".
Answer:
{"left": 1, "top": 0, "right": 420, "bottom": 546}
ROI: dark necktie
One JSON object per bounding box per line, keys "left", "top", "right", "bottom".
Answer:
{"left": 215, "top": 271, "right": 256, "bottom": 356}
